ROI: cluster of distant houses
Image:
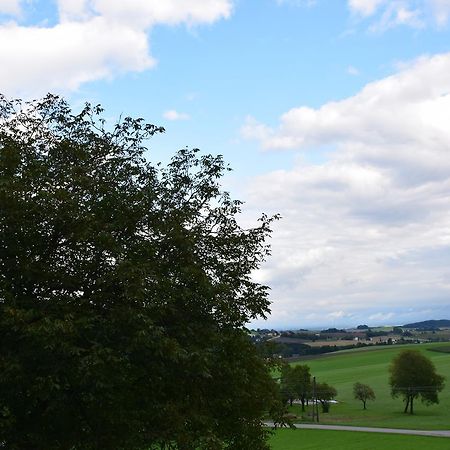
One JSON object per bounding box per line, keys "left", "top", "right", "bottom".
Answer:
{"left": 250, "top": 325, "right": 437, "bottom": 358}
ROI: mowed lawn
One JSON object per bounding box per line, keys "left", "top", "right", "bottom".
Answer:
{"left": 286, "top": 343, "right": 450, "bottom": 430}
{"left": 270, "top": 429, "right": 450, "bottom": 450}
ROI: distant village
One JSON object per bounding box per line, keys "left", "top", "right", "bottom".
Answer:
{"left": 250, "top": 319, "right": 450, "bottom": 359}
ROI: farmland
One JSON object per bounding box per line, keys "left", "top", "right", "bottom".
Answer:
{"left": 284, "top": 342, "right": 450, "bottom": 430}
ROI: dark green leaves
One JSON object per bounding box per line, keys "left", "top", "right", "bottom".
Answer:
{"left": 0, "top": 95, "right": 278, "bottom": 449}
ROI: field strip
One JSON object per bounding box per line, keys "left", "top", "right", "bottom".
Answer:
{"left": 263, "top": 422, "right": 450, "bottom": 437}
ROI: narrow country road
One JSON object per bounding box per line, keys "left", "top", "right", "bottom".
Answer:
{"left": 263, "top": 422, "right": 450, "bottom": 438}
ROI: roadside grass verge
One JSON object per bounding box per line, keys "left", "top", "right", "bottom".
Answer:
{"left": 270, "top": 428, "right": 450, "bottom": 450}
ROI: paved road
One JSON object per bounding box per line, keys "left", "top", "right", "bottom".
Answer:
{"left": 263, "top": 422, "right": 450, "bottom": 438}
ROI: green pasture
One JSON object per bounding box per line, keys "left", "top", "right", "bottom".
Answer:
{"left": 270, "top": 429, "right": 450, "bottom": 450}
{"left": 286, "top": 343, "right": 450, "bottom": 430}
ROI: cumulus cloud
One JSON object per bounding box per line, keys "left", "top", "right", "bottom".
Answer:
{"left": 0, "top": 19, "right": 154, "bottom": 94}
{"left": 348, "top": 0, "right": 450, "bottom": 28}
{"left": 243, "top": 53, "right": 450, "bottom": 161}
{"left": 0, "top": 0, "right": 233, "bottom": 96}
{"left": 244, "top": 52, "right": 450, "bottom": 328}
{"left": 163, "top": 110, "right": 190, "bottom": 121}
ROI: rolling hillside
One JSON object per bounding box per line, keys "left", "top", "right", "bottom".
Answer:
{"left": 287, "top": 343, "right": 450, "bottom": 430}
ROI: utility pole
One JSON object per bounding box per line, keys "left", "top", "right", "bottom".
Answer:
{"left": 312, "top": 376, "right": 319, "bottom": 423}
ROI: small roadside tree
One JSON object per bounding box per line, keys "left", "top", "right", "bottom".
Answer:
{"left": 353, "top": 382, "right": 376, "bottom": 410}
{"left": 389, "top": 350, "right": 445, "bottom": 414}
{"left": 316, "top": 382, "right": 337, "bottom": 413}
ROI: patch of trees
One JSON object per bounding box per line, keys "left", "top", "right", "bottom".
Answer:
{"left": 280, "top": 364, "right": 337, "bottom": 414}
{"left": 272, "top": 342, "right": 370, "bottom": 358}
{"left": 276, "top": 343, "right": 312, "bottom": 357}
{"left": 0, "top": 95, "right": 282, "bottom": 449}
{"left": 366, "top": 330, "right": 388, "bottom": 338}
{"left": 320, "top": 328, "right": 347, "bottom": 333}
{"left": 280, "top": 331, "right": 317, "bottom": 340}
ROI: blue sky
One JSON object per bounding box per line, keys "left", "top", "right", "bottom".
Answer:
{"left": 2, "top": 0, "right": 450, "bottom": 329}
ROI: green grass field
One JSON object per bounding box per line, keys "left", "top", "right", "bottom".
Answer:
{"left": 285, "top": 343, "right": 450, "bottom": 430}
{"left": 270, "top": 429, "right": 450, "bottom": 450}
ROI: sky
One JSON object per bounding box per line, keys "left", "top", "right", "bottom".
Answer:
{"left": 2, "top": 0, "right": 450, "bottom": 329}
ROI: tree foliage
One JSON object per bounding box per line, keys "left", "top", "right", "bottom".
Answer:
{"left": 353, "top": 382, "right": 375, "bottom": 410}
{"left": 389, "top": 350, "right": 445, "bottom": 414}
{"left": 280, "top": 364, "right": 311, "bottom": 411}
{"left": 0, "top": 94, "right": 280, "bottom": 449}
{"left": 315, "top": 382, "right": 337, "bottom": 413}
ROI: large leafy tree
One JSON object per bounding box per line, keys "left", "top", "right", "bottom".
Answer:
{"left": 0, "top": 95, "right": 279, "bottom": 449}
{"left": 389, "top": 350, "right": 445, "bottom": 414}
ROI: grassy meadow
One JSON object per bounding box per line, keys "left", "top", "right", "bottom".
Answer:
{"left": 270, "top": 429, "right": 450, "bottom": 450}
{"left": 285, "top": 342, "right": 450, "bottom": 430}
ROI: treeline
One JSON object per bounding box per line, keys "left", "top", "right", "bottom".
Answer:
{"left": 273, "top": 342, "right": 371, "bottom": 358}
{"left": 257, "top": 339, "right": 420, "bottom": 358}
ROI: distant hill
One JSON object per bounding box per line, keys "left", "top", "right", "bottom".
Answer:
{"left": 403, "top": 319, "right": 450, "bottom": 329}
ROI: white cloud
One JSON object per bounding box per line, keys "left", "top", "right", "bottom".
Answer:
{"left": 244, "top": 52, "right": 450, "bottom": 328}
{"left": 0, "top": 0, "right": 233, "bottom": 96}
{"left": 368, "top": 312, "right": 395, "bottom": 323}
{"left": 370, "top": 3, "right": 423, "bottom": 31}
{"left": 92, "top": 0, "right": 233, "bottom": 27}
{"left": 0, "top": 19, "right": 154, "bottom": 94}
{"left": 58, "top": 0, "right": 93, "bottom": 22}
{"left": 0, "top": 0, "right": 20, "bottom": 16}
{"left": 327, "top": 310, "right": 352, "bottom": 320}
{"left": 348, "top": 0, "right": 386, "bottom": 16}
{"left": 163, "top": 110, "right": 191, "bottom": 121}
{"left": 243, "top": 53, "right": 450, "bottom": 163}
{"left": 241, "top": 116, "right": 273, "bottom": 143}
{"left": 348, "top": 0, "right": 450, "bottom": 28}
{"left": 430, "top": 0, "right": 450, "bottom": 25}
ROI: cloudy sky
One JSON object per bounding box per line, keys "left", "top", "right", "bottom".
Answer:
{"left": 2, "top": 0, "right": 450, "bottom": 329}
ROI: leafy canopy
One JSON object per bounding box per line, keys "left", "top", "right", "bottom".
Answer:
{"left": 315, "top": 382, "right": 337, "bottom": 413}
{"left": 280, "top": 364, "right": 311, "bottom": 411}
{"left": 0, "top": 94, "right": 280, "bottom": 450}
{"left": 389, "top": 350, "right": 445, "bottom": 414}
{"left": 353, "top": 382, "right": 375, "bottom": 410}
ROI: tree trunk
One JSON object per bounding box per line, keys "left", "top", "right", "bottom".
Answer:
{"left": 363, "top": 400, "right": 366, "bottom": 410}
{"left": 404, "top": 396, "right": 410, "bottom": 414}
{"left": 301, "top": 397, "right": 305, "bottom": 412}
{"left": 410, "top": 396, "right": 414, "bottom": 415}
